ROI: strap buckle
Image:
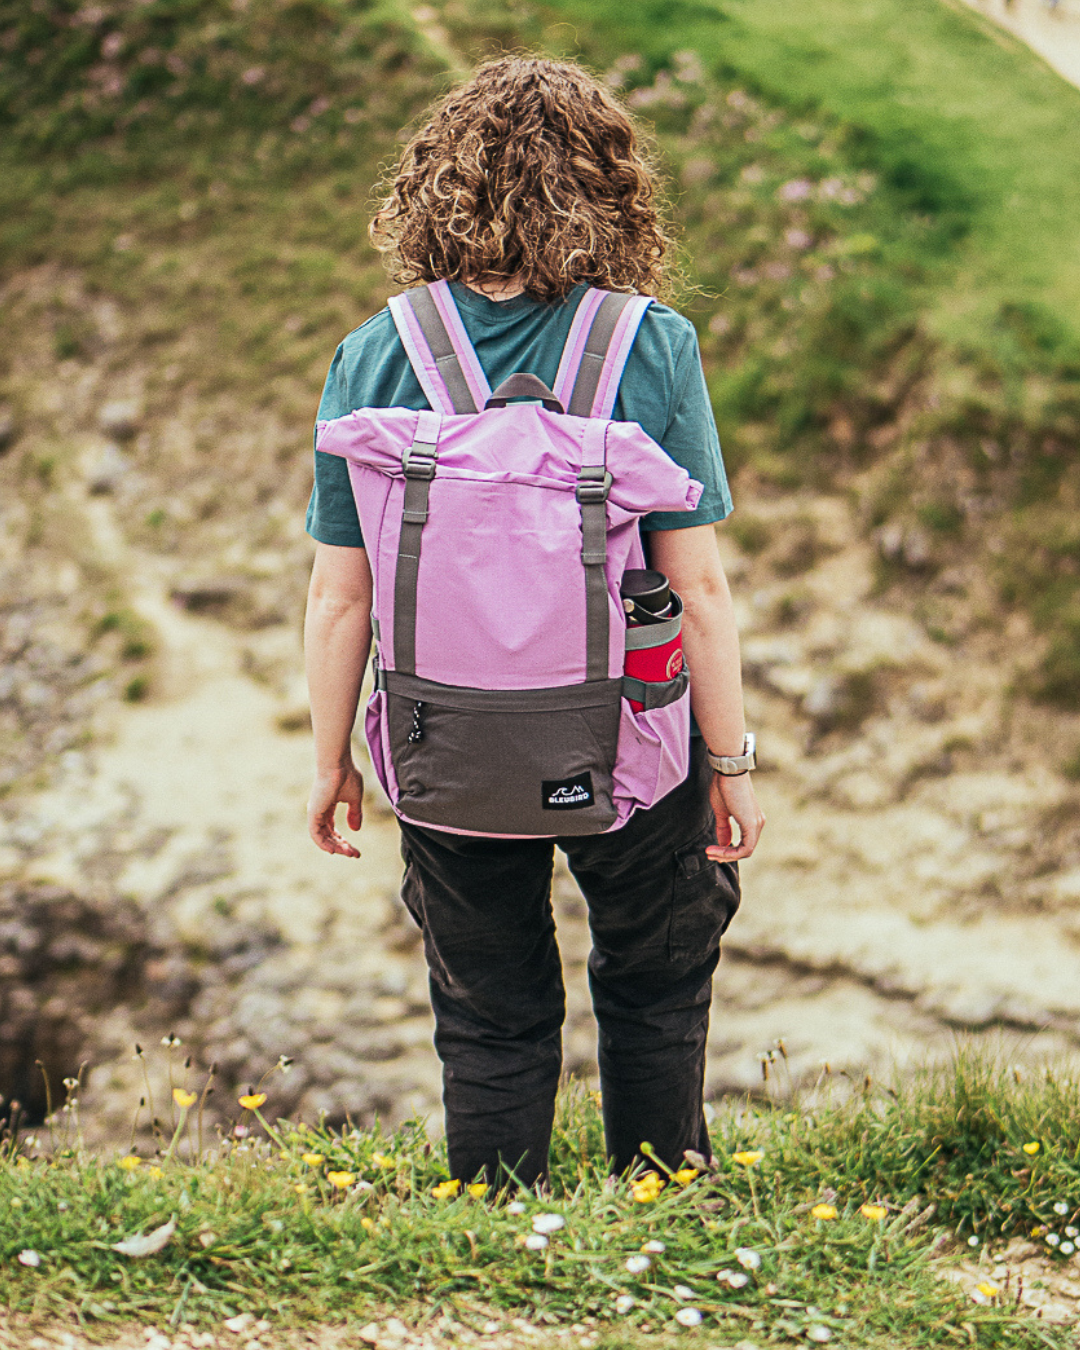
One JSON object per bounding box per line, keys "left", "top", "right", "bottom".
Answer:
{"left": 403, "top": 441, "right": 438, "bottom": 480}
{"left": 576, "top": 466, "right": 612, "bottom": 504}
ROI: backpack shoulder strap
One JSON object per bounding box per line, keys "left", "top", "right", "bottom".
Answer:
{"left": 553, "top": 289, "right": 654, "bottom": 419}
{"left": 387, "top": 280, "right": 492, "bottom": 415}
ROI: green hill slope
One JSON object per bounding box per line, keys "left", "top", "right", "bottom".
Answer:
{"left": 1, "top": 0, "right": 1079, "bottom": 748}
{"left": 550, "top": 0, "right": 1080, "bottom": 340}
{"left": 712, "top": 0, "right": 1080, "bottom": 344}
{"left": 536, "top": 0, "right": 1080, "bottom": 707}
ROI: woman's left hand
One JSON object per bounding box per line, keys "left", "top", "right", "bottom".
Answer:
{"left": 706, "top": 771, "right": 764, "bottom": 863}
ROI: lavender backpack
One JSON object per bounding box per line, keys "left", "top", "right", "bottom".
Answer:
{"left": 316, "top": 281, "right": 703, "bottom": 837}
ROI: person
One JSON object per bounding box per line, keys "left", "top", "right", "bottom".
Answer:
{"left": 303, "top": 56, "right": 764, "bottom": 1189}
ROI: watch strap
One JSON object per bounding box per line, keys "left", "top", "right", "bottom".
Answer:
{"left": 707, "top": 733, "right": 756, "bottom": 776}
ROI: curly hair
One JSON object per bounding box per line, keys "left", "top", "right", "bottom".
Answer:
{"left": 369, "top": 56, "right": 674, "bottom": 302}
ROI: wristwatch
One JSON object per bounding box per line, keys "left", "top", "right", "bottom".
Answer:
{"left": 706, "top": 733, "right": 757, "bottom": 776}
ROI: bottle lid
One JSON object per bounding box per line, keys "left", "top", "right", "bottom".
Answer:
{"left": 619, "top": 569, "right": 670, "bottom": 615}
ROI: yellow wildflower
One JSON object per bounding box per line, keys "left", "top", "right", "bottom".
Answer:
{"left": 811, "top": 1204, "right": 838, "bottom": 1220}
{"left": 294, "top": 1182, "right": 308, "bottom": 1195}
{"left": 630, "top": 1172, "right": 664, "bottom": 1203}
{"left": 732, "top": 1150, "right": 764, "bottom": 1167}
{"left": 432, "top": 1179, "right": 461, "bottom": 1199}
{"left": 301, "top": 1153, "right": 325, "bottom": 1168}
{"left": 673, "top": 1168, "right": 699, "bottom": 1185}
{"left": 118, "top": 1155, "right": 142, "bottom": 1171}
{"left": 372, "top": 1153, "right": 396, "bottom": 1169}
{"left": 361, "top": 1216, "right": 376, "bottom": 1231}
{"left": 860, "top": 1204, "right": 888, "bottom": 1221}
{"left": 238, "top": 1092, "right": 267, "bottom": 1110}
{"left": 148, "top": 1166, "right": 164, "bottom": 1179}
{"left": 1022, "top": 1141, "right": 1041, "bottom": 1156}
{"left": 327, "top": 1171, "right": 355, "bottom": 1190}
{"left": 173, "top": 1088, "right": 198, "bottom": 1109}
{"left": 468, "top": 1182, "right": 489, "bottom": 1198}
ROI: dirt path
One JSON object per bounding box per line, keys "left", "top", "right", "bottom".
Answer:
{"left": 958, "top": 0, "right": 1080, "bottom": 89}
{"left": 6, "top": 444, "right": 1080, "bottom": 1153}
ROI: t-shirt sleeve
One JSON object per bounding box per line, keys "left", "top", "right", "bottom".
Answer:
{"left": 305, "top": 344, "right": 365, "bottom": 548}
{"left": 642, "top": 324, "right": 733, "bottom": 533}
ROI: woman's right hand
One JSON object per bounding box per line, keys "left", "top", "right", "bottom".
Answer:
{"left": 308, "top": 762, "right": 364, "bottom": 858}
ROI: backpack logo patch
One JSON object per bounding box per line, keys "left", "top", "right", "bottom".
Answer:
{"left": 542, "top": 773, "right": 595, "bottom": 811}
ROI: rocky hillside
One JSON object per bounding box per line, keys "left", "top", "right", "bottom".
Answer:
{"left": 2, "top": 0, "right": 1080, "bottom": 1148}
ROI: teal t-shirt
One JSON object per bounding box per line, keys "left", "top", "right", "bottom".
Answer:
{"left": 306, "top": 281, "right": 732, "bottom": 547}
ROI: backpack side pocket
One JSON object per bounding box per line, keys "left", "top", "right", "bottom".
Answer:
{"left": 612, "top": 671, "right": 692, "bottom": 820}
{"left": 364, "top": 686, "right": 400, "bottom": 808}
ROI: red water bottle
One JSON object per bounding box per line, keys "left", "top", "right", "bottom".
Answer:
{"left": 621, "top": 569, "right": 684, "bottom": 714}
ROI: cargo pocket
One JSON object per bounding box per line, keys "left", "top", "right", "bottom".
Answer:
{"left": 669, "top": 825, "right": 741, "bottom": 963}
{"left": 382, "top": 672, "right": 622, "bottom": 836}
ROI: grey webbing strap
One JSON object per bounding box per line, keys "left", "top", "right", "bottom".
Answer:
{"left": 622, "top": 669, "right": 689, "bottom": 711}
{"left": 407, "top": 287, "right": 479, "bottom": 414}
{"left": 624, "top": 600, "right": 682, "bottom": 651}
{"left": 382, "top": 668, "right": 621, "bottom": 712}
{"left": 577, "top": 421, "right": 611, "bottom": 682}
{"left": 566, "top": 291, "right": 634, "bottom": 417}
{"left": 393, "top": 410, "right": 440, "bottom": 675}
{"left": 563, "top": 293, "right": 632, "bottom": 680}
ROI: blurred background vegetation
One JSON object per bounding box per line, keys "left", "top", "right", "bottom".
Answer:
{"left": 2, "top": 0, "right": 1079, "bottom": 720}
{"left": 5, "top": 0, "right": 1080, "bottom": 1207}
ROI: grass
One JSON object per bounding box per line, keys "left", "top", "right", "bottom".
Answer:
{"left": 2, "top": 1050, "right": 1079, "bottom": 1346}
